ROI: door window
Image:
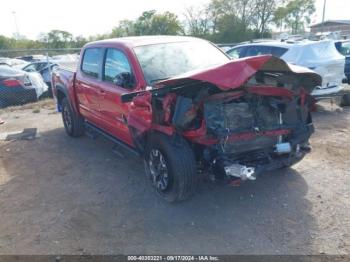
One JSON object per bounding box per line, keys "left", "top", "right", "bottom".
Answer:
{"left": 103, "top": 48, "right": 133, "bottom": 87}
{"left": 81, "top": 48, "right": 103, "bottom": 78}
{"left": 227, "top": 47, "right": 246, "bottom": 59}
{"left": 245, "top": 46, "right": 272, "bottom": 57}
{"left": 270, "top": 47, "right": 288, "bottom": 57}
{"left": 341, "top": 42, "right": 350, "bottom": 56}
{"left": 23, "top": 64, "right": 37, "bottom": 72}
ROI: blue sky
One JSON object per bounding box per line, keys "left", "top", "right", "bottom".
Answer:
{"left": 0, "top": 0, "right": 348, "bottom": 39}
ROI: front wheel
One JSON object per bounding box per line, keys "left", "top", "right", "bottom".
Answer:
{"left": 144, "top": 133, "right": 198, "bottom": 202}
{"left": 61, "top": 97, "right": 84, "bottom": 137}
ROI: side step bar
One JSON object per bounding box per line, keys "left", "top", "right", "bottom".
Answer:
{"left": 84, "top": 121, "right": 140, "bottom": 157}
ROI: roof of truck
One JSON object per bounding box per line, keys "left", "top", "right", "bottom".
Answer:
{"left": 85, "top": 35, "right": 207, "bottom": 48}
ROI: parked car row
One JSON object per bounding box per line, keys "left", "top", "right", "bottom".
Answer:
{"left": 0, "top": 65, "right": 48, "bottom": 108}
{"left": 0, "top": 57, "right": 29, "bottom": 69}
{"left": 226, "top": 40, "right": 348, "bottom": 101}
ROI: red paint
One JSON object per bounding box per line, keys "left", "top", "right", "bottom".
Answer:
{"left": 162, "top": 93, "right": 177, "bottom": 124}
{"left": 127, "top": 92, "right": 153, "bottom": 134}
{"left": 157, "top": 56, "right": 272, "bottom": 90}
{"left": 182, "top": 120, "right": 207, "bottom": 140}
{"left": 182, "top": 114, "right": 291, "bottom": 145}
{"left": 248, "top": 86, "right": 293, "bottom": 99}
{"left": 300, "top": 87, "right": 307, "bottom": 106}
{"left": 157, "top": 55, "right": 321, "bottom": 91}
{"left": 151, "top": 124, "right": 175, "bottom": 136}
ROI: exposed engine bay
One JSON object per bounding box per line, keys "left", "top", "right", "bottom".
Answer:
{"left": 123, "top": 56, "right": 321, "bottom": 181}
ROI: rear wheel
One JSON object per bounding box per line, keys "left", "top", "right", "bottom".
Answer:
{"left": 144, "top": 133, "right": 198, "bottom": 202}
{"left": 61, "top": 97, "right": 84, "bottom": 137}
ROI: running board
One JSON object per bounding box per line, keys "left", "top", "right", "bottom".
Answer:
{"left": 84, "top": 122, "right": 140, "bottom": 157}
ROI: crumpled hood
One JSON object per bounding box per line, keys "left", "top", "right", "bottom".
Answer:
{"left": 156, "top": 55, "right": 322, "bottom": 91}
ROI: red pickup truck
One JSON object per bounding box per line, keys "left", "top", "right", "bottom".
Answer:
{"left": 52, "top": 36, "right": 321, "bottom": 202}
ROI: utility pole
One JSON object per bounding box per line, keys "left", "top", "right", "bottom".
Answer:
{"left": 12, "top": 11, "right": 20, "bottom": 39}
{"left": 322, "top": 0, "right": 327, "bottom": 33}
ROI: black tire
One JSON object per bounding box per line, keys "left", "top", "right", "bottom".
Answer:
{"left": 144, "top": 133, "right": 198, "bottom": 202}
{"left": 61, "top": 97, "right": 84, "bottom": 137}
{"left": 341, "top": 94, "right": 350, "bottom": 107}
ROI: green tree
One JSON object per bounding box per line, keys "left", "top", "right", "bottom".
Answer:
{"left": 203, "top": 0, "right": 258, "bottom": 42}
{"left": 72, "top": 35, "right": 88, "bottom": 48}
{"left": 134, "top": 10, "right": 156, "bottom": 35}
{"left": 273, "top": 6, "right": 288, "bottom": 32}
{"left": 253, "top": 0, "right": 280, "bottom": 37}
{"left": 0, "top": 35, "right": 12, "bottom": 49}
{"left": 274, "top": 0, "right": 315, "bottom": 34}
{"left": 184, "top": 6, "right": 211, "bottom": 37}
{"left": 151, "top": 11, "right": 183, "bottom": 35}
{"left": 111, "top": 20, "right": 135, "bottom": 37}
{"left": 133, "top": 10, "right": 183, "bottom": 35}
{"left": 110, "top": 10, "right": 183, "bottom": 37}
{"left": 41, "top": 30, "right": 74, "bottom": 48}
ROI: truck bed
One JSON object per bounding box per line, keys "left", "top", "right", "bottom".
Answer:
{"left": 56, "top": 61, "right": 78, "bottom": 73}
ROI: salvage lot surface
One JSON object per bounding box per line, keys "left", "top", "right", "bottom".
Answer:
{"left": 0, "top": 98, "right": 349, "bottom": 255}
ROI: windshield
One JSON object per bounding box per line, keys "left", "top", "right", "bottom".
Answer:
{"left": 134, "top": 41, "right": 229, "bottom": 85}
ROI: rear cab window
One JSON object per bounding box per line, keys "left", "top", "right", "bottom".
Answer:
{"left": 81, "top": 48, "right": 103, "bottom": 78}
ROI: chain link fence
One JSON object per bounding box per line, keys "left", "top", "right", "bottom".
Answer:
{"left": 0, "top": 48, "right": 80, "bottom": 109}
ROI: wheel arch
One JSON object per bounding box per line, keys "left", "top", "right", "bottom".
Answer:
{"left": 55, "top": 84, "right": 68, "bottom": 112}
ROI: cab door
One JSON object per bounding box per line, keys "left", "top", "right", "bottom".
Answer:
{"left": 98, "top": 48, "right": 136, "bottom": 146}
{"left": 75, "top": 47, "right": 104, "bottom": 125}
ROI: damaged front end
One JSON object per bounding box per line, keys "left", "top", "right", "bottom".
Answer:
{"left": 123, "top": 55, "right": 321, "bottom": 182}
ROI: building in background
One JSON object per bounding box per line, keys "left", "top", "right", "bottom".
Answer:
{"left": 310, "top": 20, "right": 350, "bottom": 39}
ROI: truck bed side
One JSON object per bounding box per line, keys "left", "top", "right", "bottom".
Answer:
{"left": 52, "top": 67, "right": 79, "bottom": 114}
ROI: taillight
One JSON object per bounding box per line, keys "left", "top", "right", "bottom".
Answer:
{"left": 2, "top": 79, "right": 22, "bottom": 87}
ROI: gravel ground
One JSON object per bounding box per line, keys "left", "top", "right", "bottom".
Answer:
{"left": 0, "top": 98, "right": 349, "bottom": 255}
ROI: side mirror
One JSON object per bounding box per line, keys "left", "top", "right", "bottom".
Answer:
{"left": 113, "top": 72, "right": 133, "bottom": 88}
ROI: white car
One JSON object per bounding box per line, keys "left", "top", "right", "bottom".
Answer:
{"left": 0, "top": 57, "right": 29, "bottom": 69}
{"left": 0, "top": 65, "right": 48, "bottom": 107}
{"left": 227, "top": 40, "right": 346, "bottom": 97}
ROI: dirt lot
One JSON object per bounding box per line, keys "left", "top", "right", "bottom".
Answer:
{"left": 0, "top": 98, "right": 349, "bottom": 255}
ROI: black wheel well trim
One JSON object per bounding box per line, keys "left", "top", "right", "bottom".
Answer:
{"left": 55, "top": 85, "right": 68, "bottom": 111}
